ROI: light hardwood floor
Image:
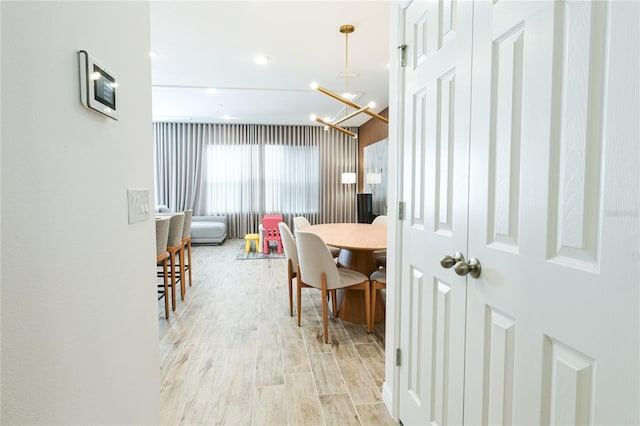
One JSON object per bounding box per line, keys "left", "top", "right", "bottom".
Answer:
{"left": 158, "top": 241, "right": 397, "bottom": 425}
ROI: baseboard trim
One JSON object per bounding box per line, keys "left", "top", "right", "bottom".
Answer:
{"left": 381, "top": 381, "right": 395, "bottom": 419}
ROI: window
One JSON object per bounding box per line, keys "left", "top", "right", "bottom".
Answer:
{"left": 264, "top": 144, "right": 319, "bottom": 214}
{"left": 204, "top": 143, "right": 319, "bottom": 214}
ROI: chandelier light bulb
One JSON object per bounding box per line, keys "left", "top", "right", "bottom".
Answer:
{"left": 310, "top": 114, "right": 317, "bottom": 121}
{"left": 310, "top": 82, "right": 319, "bottom": 90}
{"left": 368, "top": 101, "right": 376, "bottom": 108}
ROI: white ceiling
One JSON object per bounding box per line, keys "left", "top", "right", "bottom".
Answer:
{"left": 150, "top": 1, "right": 391, "bottom": 127}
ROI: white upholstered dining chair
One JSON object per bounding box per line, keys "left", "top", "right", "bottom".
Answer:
{"left": 369, "top": 268, "right": 386, "bottom": 333}
{"left": 295, "top": 230, "right": 371, "bottom": 343}
{"left": 372, "top": 215, "right": 388, "bottom": 268}
{"left": 293, "top": 216, "right": 340, "bottom": 258}
{"left": 278, "top": 222, "right": 297, "bottom": 317}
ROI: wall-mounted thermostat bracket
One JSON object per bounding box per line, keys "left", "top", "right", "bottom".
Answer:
{"left": 78, "top": 50, "right": 119, "bottom": 120}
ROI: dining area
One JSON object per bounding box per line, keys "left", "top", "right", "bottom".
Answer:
{"left": 279, "top": 216, "right": 388, "bottom": 344}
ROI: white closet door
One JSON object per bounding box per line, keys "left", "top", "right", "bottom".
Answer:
{"left": 464, "top": 1, "right": 639, "bottom": 424}
{"left": 397, "top": 0, "right": 473, "bottom": 424}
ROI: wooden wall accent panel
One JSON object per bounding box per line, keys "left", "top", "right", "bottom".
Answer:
{"left": 547, "top": 0, "right": 607, "bottom": 272}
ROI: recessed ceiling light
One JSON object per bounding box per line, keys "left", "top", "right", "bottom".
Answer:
{"left": 254, "top": 55, "right": 270, "bottom": 65}
{"left": 206, "top": 88, "right": 218, "bottom": 95}
{"left": 149, "top": 51, "right": 158, "bottom": 58}
{"left": 220, "top": 114, "right": 233, "bottom": 120}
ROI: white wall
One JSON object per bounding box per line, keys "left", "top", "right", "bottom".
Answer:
{"left": 1, "top": 2, "right": 160, "bottom": 423}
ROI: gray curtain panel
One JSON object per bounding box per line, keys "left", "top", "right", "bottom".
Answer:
{"left": 153, "top": 122, "right": 358, "bottom": 238}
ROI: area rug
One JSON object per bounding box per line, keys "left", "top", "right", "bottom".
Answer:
{"left": 235, "top": 240, "right": 285, "bottom": 260}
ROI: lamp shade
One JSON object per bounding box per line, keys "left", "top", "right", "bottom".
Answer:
{"left": 366, "top": 172, "right": 382, "bottom": 185}
{"left": 341, "top": 172, "right": 357, "bottom": 184}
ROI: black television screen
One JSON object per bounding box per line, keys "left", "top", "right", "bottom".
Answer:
{"left": 93, "top": 64, "right": 116, "bottom": 110}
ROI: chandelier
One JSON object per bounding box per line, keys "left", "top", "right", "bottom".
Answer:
{"left": 309, "top": 24, "right": 388, "bottom": 139}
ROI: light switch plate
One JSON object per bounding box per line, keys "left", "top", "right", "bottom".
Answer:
{"left": 127, "top": 188, "right": 150, "bottom": 224}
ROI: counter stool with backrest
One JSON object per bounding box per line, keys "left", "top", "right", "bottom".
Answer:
{"left": 166, "top": 213, "right": 186, "bottom": 308}
{"left": 295, "top": 230, "right": 371, "bottom": 342}
{"left": 181, "top": 209, "right": 193, "bottom": 288}
{"left": 156, "top": 217, "right": 171, "bottom": 319}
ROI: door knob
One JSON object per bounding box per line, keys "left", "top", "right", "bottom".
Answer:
{"left": 440, "top": 252, "right": 465, "bottom": 269}
{"left": 454, "top": 258, "right": 482, "bottom": 278}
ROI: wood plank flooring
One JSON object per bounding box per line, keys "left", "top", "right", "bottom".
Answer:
{"left": 158, "top": 241, "right": 397, "bottom": 425}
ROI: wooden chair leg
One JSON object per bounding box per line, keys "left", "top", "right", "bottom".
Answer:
{"left": 297, "top": 267, "right": 302, "bottom": 327}
{"left": 287, "top": 260, "right": 294, "bottom": 317}
{"left": 321, "top": 275, "right": 329, "bottom": 343}
{"left": 169, "top": 251, "right": 177, "bottom": 311}
{"left": 186, "top": 239, "right": 192, "bottom": 286}
{"left": 370, "top": 281, "right": 377, "bottom": 332}
{"left": 331, "top": 290, "right": 338, "bottom": 317}
{"left": 163, "top": 258, "right": 169, "bottom": 319}
{"left": 365, "top": 281, "right": 372, "bottom": 333}
{"left": 179, "top": 246, "right": 186, "bottom": 300}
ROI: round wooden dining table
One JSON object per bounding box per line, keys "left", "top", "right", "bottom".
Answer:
{"left": 304, "top": 223, "right": 386, "bottom": 325}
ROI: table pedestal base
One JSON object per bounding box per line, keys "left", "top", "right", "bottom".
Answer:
{"left": 336, "top": 289, "right": 385, "bottom": 325}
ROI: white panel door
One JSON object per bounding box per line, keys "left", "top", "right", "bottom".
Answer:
{"left": 464, "top": 1, "right": 639, "bottom": 424}
{"left": 398, "top": 0, "right": 473, "bottom": 424}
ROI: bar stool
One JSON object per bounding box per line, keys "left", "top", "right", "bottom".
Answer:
{"left": 156, "top": 217, "right": 171, "bottom": 319}
{"left": 166, "top": 213, "right": 185, "bottom": 308}
{"left": 182, "top": 209, "right": 193, "bottom": 288}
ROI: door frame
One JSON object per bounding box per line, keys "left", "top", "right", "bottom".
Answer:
{"left": 382, "top": 0, "right": 409, "bottom": 421}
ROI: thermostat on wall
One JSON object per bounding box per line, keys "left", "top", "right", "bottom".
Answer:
{"left": 78, "top": 50, "right": 119, "bottom": 120}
